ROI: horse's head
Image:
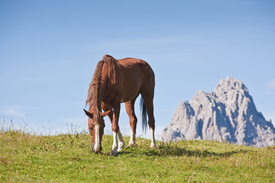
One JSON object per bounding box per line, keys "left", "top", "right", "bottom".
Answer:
{"left": 83, "top": 109, "right": 110, "bottom": 153}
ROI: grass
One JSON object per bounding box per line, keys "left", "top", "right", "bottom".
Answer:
{"left": 0, "top": 123, "right": 275, "bottom": 182}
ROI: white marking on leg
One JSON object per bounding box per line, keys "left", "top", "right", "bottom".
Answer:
{"left": 129, "top": 130, "right": 136, "bottom": 146}
{"left": 150, "top": 128, "right": 157, "bottom": 148}
{"left": 111, "top": 132, "right": 118, "bottom": 155}
{"left": 117, "top": 130, "right": 124, "bottom": 152}
{"left": 94, "top": 124, "right": 101, "bottom": 152}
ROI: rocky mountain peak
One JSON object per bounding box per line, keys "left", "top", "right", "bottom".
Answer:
{"left": 213, "top": 76, "right": 248, "bottom": 98}
{"left": 159, "top": 77, "right": 275, "bottom": 147}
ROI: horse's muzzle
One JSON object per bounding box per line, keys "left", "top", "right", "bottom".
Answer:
{"left": 91, "top": 144, "right": 102, "bottom": 153}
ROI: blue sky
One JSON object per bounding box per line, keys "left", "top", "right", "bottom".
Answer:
{"left": 1, "top": 0, "right": 275, "bottom": 138}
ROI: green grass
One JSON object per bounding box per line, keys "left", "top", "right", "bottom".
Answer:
{"left": 1, "top": 127, "right": 275, "bottom": 182}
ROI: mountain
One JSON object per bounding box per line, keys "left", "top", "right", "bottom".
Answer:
{"left": 158, "top": 77, "right": 275, "bottom": 147}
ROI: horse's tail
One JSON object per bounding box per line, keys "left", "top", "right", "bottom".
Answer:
{"left": 140, "top": 96, "right": 147, "bottom": 134}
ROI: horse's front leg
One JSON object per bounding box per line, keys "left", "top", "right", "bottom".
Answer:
{"left": 110, "top": 100, "right": 123, "bottom": 155}
{"left": 111, "top": 129, "right": 124, "bottom": 155}
{"left": 117, "top": 130, "right": 124, "bottom": 152}
{"left": 102, "top": 102, "right": 124, "bottom": 155}
{"left": 110, "top": 130, "right": 124, "bottom": 155}
{"left": 125, "top": 100, "right": 137, "bottom": 146}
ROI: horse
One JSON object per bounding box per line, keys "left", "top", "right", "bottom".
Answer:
{"left": 84, "top": 54, "right": 156, "bottom": 155}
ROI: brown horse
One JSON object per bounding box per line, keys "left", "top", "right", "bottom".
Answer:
{"left": 84, "top": 55, "right": 156, "bottom": 155}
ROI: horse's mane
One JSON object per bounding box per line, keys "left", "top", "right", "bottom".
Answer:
{"left": 86, "top": 55, "right": 113, "bottom": 110}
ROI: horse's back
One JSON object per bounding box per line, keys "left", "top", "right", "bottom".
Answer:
{"left": 118, "top": 57, "right": 147, "bottom": 69}
{"left": 117, "top": 57, "right": 154, "bottom": 78}
{"left": 112, "top": 57, "right": 155, "bottom": 100}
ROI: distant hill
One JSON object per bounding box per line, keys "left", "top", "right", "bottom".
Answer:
{"left": 158, "top": 77, "right": 275, "bottom": 147}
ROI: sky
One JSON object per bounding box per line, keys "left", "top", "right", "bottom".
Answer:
{"left": 0, "top": 0, "right": 275, "bottom": 139}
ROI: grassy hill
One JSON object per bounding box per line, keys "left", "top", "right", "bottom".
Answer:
{"left": 1, "top": 127, "right": 275, "bottom": 182}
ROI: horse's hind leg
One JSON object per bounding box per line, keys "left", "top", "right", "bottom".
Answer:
{"left": 141, "top": 90, "right": 157, "bottom": 148}
{"left": 125, "top": 99, "right": 137, "bottom": 146}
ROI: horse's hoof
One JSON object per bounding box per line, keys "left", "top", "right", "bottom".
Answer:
{"left": 127, "top": 143, "right": 136, "bottom": 147}
{"left": 150, "top": 144, "right": 157, "bottom": 148}
{"left": 117, "top": 147, "right": 123, "bottom": 152}
{"left": 110, "top": 149, "right": 118, "bottom": 156}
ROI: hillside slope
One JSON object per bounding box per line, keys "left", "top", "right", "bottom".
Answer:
{"left": 1, "top": 130, "right": 275, "bottom": 182}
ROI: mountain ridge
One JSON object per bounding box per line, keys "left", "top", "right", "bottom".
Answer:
{"left": 158, "top": 77, "right": 275, "bottom": 147}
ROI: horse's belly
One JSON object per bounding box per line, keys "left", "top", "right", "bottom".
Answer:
{"left": 120, "top": 92, "right": 139, "bottom": 103}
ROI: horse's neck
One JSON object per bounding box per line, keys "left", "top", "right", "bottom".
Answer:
{"left": 95, "top": 72, "right": 108, "bottom": 110}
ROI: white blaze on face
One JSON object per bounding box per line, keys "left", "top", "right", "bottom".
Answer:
{"left": 94, "top": 124, "right": 100, "bottom": 152}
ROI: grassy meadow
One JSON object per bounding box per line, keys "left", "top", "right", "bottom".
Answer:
{"left": 0, "top": 122, "right": 275, "bottom": 182}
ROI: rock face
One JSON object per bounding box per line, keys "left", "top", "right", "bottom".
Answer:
{"left": 159, "top": 77, "right": 275, "bottom": 147}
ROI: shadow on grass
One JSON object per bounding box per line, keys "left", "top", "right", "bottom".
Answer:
{"left": 149, "top": 147, "right": 247, "bottom": 158}
{"left": 102, "top": 144, "right": 249, "bottom": 158}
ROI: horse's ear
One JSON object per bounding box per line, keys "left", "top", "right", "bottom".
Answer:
{"left": 83, "top": 109, "right": 93, "bottom": 119}
{"left": 101, "top": 110, "right": 111, "bottom": 117}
